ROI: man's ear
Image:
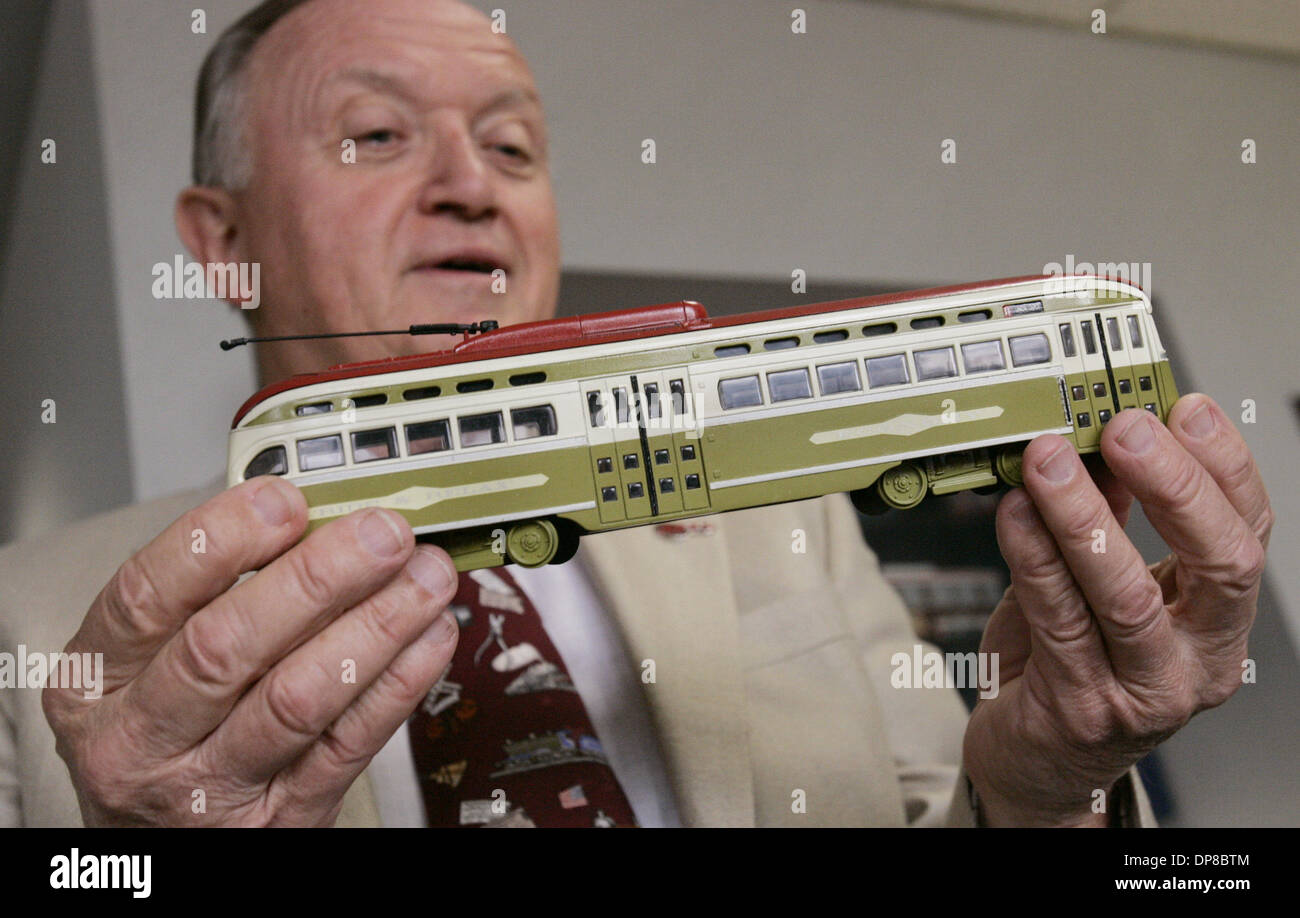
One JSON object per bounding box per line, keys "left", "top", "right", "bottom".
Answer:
{"left": 175, "top": 185, "right": 244, "bottom": 269}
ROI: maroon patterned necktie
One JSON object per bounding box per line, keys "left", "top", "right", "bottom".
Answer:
{"left": 408, "top": 565, "right": 639, "bottom": 827}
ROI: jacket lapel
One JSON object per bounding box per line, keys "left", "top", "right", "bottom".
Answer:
{"left": 577, "top": 521, "right": 756, "bottom": 827}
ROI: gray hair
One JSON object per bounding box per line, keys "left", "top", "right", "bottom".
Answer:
{"left": 192, "top": 0, "right": 317, "bottom": 188}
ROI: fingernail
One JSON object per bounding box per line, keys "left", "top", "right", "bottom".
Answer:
{"left": 421, "top": 610, "right": 458, "bottom": 645}
{"left": 1181, "top": 401, "right": 1215, "bottom": 439}
{"left": 253, "top": 481, "right": 291, "bottom": 526}
{"left": 359, "top": 510, "right": 405, "bottom": 557}
{"left": 1038, "top": 444, "right": 1075, "bottom": 483}
{"left": 407, "top": 547, "right": 454, "bottom": 595}
{"left": 1116, "top": 412, "right": 1155, "bottom": 454}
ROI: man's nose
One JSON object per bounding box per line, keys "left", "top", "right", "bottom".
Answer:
{"left": 416, "top": 125, "right": 497, "bottom": 220}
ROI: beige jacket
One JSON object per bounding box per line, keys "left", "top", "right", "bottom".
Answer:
{"left": 0, "top": 484, "right": 1153, "bottom": 827}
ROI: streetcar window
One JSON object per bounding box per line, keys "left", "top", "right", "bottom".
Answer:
{"left": 961, "top": 340, "right": 1005, "bottom": 374}
{"left": 457, "top": 378, "right": 494, "bottom": 393}
{"left": 764, "top": 336, "right": 799, "bottom": 351}
{"left": 1126, "top": 315, "right": 1143, "bottom": 348}
{"left": 352, "top": 394, "right": 387, "bottom": 409}
{"left": 1059, "top": 323, "right": 1077, "bottom": 358}
{"left": 813, "top": 329, "right": 849, "bottom": 344}
{"left": 643, "top": 383, "right": 661, "bottom": 419}
{"left": 767, "top": 368, "right": 813, "bottom": 402}
{"left": 587, "top": 391, "right": 605, "bottom": 428}
{"left": 914, "top": 347, "right": 958, "bottom": 381}
{"left": 509, "top": 371, "right": 546, "bottom": 386}
{"left": 511, "top": 405, "right": 557, "bottom": 440}
{"left": 406, "top": 419, "right": 451, "bottom": 454}
{"left": 297, "top": 434, "right": 344, "bottom": 471}
{"left": 351, "top": 427, "right": 397, "bottom": 463}
{"left": 1106, "top": 317, "right": 1123, "bottom": 350}
{"left": 715, "top": 344, "right": 750, "bottom": 358}
{"left": 1081, "top": 321, "right": 1097, "bottom": 354}
{"left": 958, "top": 309, "right": 992, "bottom": 323}
{"left": 817, "top": 361, "right": 862, "bottom": 395}
{"left": 1009, "top": 333, "right": 1052, "bottom": 367}
{"left": 865, "top": 354, "right": 909, "bottom": 388}
{"left": 669, "top": 379, "right": 686, "bottom": 414}
{"left": 403, "top": 385, "right": 440, "bottom": 401}
{"left": 911, "top": 316, "right": 944, "bottom": 330}
{"left": 613, "top": 387, "right": 630, "bottom": 424}
{"left": 296, "top": 401, "right": 332, "bottom": 416}
{"left": 719, "top": 375, "right": 763, "bottom": 409}
{"left": 244, "top": 446, "right": 287, "bottom": 479}
{"left": 863, "top": 322, "right": 896, "bottom": 337}
{"left": 459, "top": 412, "right": 506, "bottom": 447}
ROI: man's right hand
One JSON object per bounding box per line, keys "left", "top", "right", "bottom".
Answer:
{"left": 42, "top": 476, "right": 459, "bottom": 826}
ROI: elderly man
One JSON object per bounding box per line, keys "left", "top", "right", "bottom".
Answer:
{"left": 0, "top": 0, "right": 1271, "bottom": 827}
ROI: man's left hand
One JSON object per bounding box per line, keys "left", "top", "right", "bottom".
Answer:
{"left": 965, "top": 393, "right": 1272, "bottom": 826}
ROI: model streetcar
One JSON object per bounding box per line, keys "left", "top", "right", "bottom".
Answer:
{"left": 227, "top": 275, "right": 1177, "bottom": 571}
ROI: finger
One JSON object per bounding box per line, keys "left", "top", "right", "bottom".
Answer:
{"left": 1022, "top": 435, "right": 1181, "bottom": 687}
{"left": 1100, "top": 408, "right": 1266, "bottom": 634}
{"left": 1082, "top": 453, "right": 1134, "bottom": 529}
{"left": 995, "top": 488, "right": 1111, "bottom": 692}
{"left": 268, "top": 597, "right": 461, "bottom": 821}
{"left": 1165, "top": 394, "right": 1274, "bottom": 551}
{"left": 68, "top": 477, "right": 307, "bottom": 691}
{"left": 126, "top": 508, "right": 416, "bottom": 753}
{"left": 206, "top": 545, "right": 458, "bottom": 783}
{"left": 978, "top": 592, "right": 1029, "bottom": 680}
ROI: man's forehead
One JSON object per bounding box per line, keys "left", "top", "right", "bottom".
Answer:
{"left": 250, "top": 0, "right": 535, "bottom": 105}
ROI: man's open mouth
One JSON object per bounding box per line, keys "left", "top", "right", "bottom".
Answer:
{"left": 413, "top": 255, "right": 507, "bottom": 275}
{"left": 429, "top": 258, "right": 499, "bottom": 273}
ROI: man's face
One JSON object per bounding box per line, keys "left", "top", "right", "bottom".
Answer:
{"left": 233, "top": 0, "right": 560, "bottom": 368}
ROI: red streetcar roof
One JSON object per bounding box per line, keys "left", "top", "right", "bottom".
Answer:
{"left": 231, "top": 273, "right": 1134, "bottom": 427}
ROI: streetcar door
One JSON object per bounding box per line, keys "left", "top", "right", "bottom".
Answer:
{"left": 1061, "top": 314, "right": 1112, "bottom": 447}
{"left": 583, "top": 375, "right": 652, "bottom": 523}
{"left": 629, "top": 368, "right": 710, "bottom": 516}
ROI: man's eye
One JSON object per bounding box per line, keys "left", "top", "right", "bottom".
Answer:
{"left": 494, "top": 143, "right": 529, "bottom": 160}
{"left": 357, "top": 129, "right": 397, "bottom": 146}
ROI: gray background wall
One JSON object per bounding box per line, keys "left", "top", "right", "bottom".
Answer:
{"left": 1, "top": 0, "right": 1295, "bottom": 825}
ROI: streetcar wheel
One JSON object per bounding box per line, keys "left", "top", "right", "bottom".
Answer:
{"left": 994, "top": 444, "right": 1026, "bottom": 488}
{"left": 850, "top": 486, "right": 891, "bottom": 516}
{"left": 549, "top": 520, "right": 582, "bottom": 566}
{"left": 876, "top": 462, "right": 928, "bottom": 510}
{"left": 505, "top": 519, "right": 559, "bottom": 567}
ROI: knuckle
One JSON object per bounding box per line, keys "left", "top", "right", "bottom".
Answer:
{"left": 1255, "top": 501, "right": 1276, "bottom": 548}
{"left": 1157, "top": 451, "right": 1204, "bottom": 509}
{"left": 1201, "top": 529, "right": 1266, "bottom": 601}
{"left": 1218, "top": 446, "right": 1257, "bottom": 496}
{"left": 358, "top": 591, "right": 413, "bottom": 650}
{"left": 372, "top": 660, "right": 430, "bottom": 708}
{"left": 315, "top": 724, "right": 373, "bottom": 773}
{"left": 1105, "top": 569, "right": 1165, "bottom": 634}
{"left": 1061, "top": 499, "right": 1110, "bottom": 546}
{"left": 106, "top": 557, "right": 170, "bottom": 641}
{"left": 284, "top": 545, "right": 340, "bottom": 610}
{"left": 263, "top": 670, "right": 325, "bottom": 739}
{"left": 177, "top": 613, "right": 245, "bottom": 690}
{"left": 1199, "top": 674, "right": 1240, "bottom": 710}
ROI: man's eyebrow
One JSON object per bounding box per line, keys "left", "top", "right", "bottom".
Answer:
{"left": 321, "top": 70, "right": 542, "bottom": 118}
